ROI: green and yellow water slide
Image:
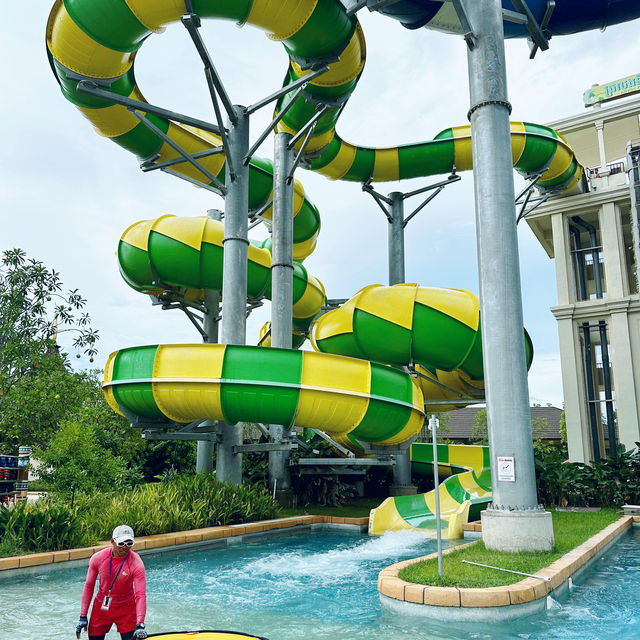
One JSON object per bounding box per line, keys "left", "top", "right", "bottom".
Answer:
{"left": 369, "top": 443, "right": 491, "bottom": 538}
{"left": 47, "top": 0, "right": 583, "bottom": 536}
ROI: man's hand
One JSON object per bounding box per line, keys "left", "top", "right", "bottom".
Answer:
{"left": 75, "top": 616, "right": 88, "bottom": 638}
{"left": 133, "top": 623, "right": 148, "bottom": 639}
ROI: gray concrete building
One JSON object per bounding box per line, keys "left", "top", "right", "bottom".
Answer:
{"left": 526, "top": 93, "right": 640, "bottom": 462}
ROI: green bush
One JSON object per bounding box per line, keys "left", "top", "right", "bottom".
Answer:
{"left": 0, "top": 501, "right": 91, "bottom": 554}
{"left": 53, "top": 473, "right": 280, "bottom": 542}
{"left": 536, "top": 443, "right": 640, "bottom": 507}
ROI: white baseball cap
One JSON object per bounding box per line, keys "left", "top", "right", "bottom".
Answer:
{"left": 112, "top": 525, "right": 135, "bottom": 545}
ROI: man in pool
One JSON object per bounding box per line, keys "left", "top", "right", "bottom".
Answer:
{"left": 75, "top": 525, "right": 148, "bottom": 640}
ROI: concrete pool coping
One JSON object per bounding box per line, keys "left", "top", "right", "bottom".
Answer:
{"left": 378, "top": 514, "right": 638, "bottom": 621}
{"left": 0, "top": 514, "right": 369, "bottom": 576}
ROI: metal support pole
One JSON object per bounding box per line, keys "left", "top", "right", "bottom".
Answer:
{"left": 197, "top": 209, "right": 222, "bottom": 474}
{"left": 429, "top": 415, "right": 443, "bottom": 577}
{"left": 388, "top": 192, "right": 406, "bottom": 286}
{"left": 269, "top": 132, "right": 295, "bottom": 498}
{"left": 387, "top": 192, "right": 415, "bottom": 493}
{"left": 463, "top": 0, "right": 552, "bottom": 551}
{"left": 216, "top": 106, "right": 249, "bottom": 485}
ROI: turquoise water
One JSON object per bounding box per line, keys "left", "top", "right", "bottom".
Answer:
{"left": 0, "top": 526, "right": 638, "bottom": 639}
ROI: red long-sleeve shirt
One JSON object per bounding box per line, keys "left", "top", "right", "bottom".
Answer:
{"left": 80, "top": 548, "right": 146, "bottom": 623}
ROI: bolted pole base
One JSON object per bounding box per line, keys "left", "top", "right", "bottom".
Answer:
{"left": 481, "top": 507, "right": 554, "bottom": 552}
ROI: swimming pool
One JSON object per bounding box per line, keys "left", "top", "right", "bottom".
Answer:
{"left": 0, "top": 526, "right": 638, "bottom": 640}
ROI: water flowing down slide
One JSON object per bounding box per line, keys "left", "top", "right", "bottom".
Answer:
{"left": 46, "top": 0, "right": 640, "bottom": 536}
{"left": 369, "top": 443, "right": 491, "bottom": 538}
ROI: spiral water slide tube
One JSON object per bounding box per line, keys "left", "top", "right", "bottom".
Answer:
{"left": 369, "top": 443, "right": 491, "bottom": 538}
{"left": 373, "top": 0, "right": 640, "bottom": 36}
{"left": 46, "top": 0, "right": 640, "bottom": 530}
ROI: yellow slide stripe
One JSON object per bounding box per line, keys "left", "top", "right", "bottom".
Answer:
{"left": 452, "top": 125, "right": 474, "bottom": 171}
{"left": 448, "top": 444, "right": 484, "bottom": 472}
{"left": 202, "top": 218, "right": 225, "bottom": 247}
{"left": 123, "top": 0, "right": 184, "bottom": 33}
{"left": 153, "top": 215, "right": 206, "bottom": 251}
{"left": 152, "top": 344, "right": 227, "bottom": 423}
{"left": 414, "top": 287, "right": 478, "bottom": 330}
{"left": 276, "top": 120, "right": 335, "bottom": 153}
{"left": 310, "top": 297, "right": 355, "bottom": 345}
{"left": 47, "top": 1, "right": 133, "bottom": 79}
{"left": 291, "top": 23, "right": 366, "bottom": 87}
{"left": 543, "top": 143, "right": 574, "bottom": 180}
{"left": 155, "top": 124, "right": 225, "bottom": 183}
{"left": 296, "top": 351, "right": 370, "bottom": 435}
{"left": 77, "top": 86, "right": 147, "bottom": 138}
{"left": 372, "top": 148, "right": 399, "bottom": 182}
{"left": 458, "top": 471, "right": 489, "bottom": 497}
{"left": 510, "top": 122, "right": 527, "bottom": 165}
{"left": 321, "top": 140, "right": 357, "bottom": 180}
{"left": 369, "top": 497, "right": 420, "bottom": 535}
{"left": 355, "top": 284, "right": 416, "bottom": 330}
{"left": 103, "top": 352, "right": 123, "bottom": 416}
{"left": 292, "top": 275, "right": 326, "bottom": 319}
{"left": 425, "top": 484, "right": 463, "bottom": 516}
{"left": 248, "top": 0, "right": 318, "bottom": 42}
{"left": 293, "top": 235, "right": 318, "bottom": 261}
{"left": 121, "top": 218, "right": 155, "bottom": 251}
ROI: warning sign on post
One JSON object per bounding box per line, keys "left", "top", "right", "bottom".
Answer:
{"left": 497, "top": 456, "right": 515, "bottom": 482}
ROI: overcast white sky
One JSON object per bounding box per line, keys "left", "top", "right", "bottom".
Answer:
{"left": 2, "top": 3, "right": 639, "bottom": 408}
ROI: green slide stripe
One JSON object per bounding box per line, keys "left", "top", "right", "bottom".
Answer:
{"left": 352, "top": 364, "right": 412, "bottom": 442}
{"left": 111, "top": 114, "right": 168, "bottom": 159}
{"left": 63, "top": 0, "right": 148, "bottom": 53}
{"left": 398, "top": 140, "right": 455, "bottom": 180}
{"left": 284, "top": 0, "right": 356, "bottom": 61}
{"left": 540, "top": 158, "right": 579, "bottom": 189}
{"left": 148, "top": 233, "right": 201, "bottom": 289}
{"left": 292, "top": 263, "right": 309, "bottom": 303}
{"left": 118, "top": 242, "right": 152, "bottom": 291}
{"left": 314, "top": 333, "right": 364, "bottom": 360}
{"left": 443, "top": 475, "right": 468, "bottom": 504}
{"left": 248, "top": 158, "right": 275, "bottom": 210}
{"left": 191, "top": 0, "right": 252, "bottom": 23}
{"left": 352, "top": 310, "right": 412, "bottom": 365}
{"left": 200, "top": 242, "right": 226, "bottom": 293}
{"left": 412, "top": 302, "right": 477, "bottom": 371}
{"left": 111, "top": 346, "right": 163, "bottom": 419}
{"left": 220, "top": 346, "right": 303, "bottom": 425}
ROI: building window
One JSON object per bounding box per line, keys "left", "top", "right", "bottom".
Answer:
{"left": 580, "top": 320, "right": 617, "bottom": 460}
{"left": 569, "top": 214, "right": 606, "bottom": 301}
{"left": 620, "top": 206, "right": 638, "bottom": 294}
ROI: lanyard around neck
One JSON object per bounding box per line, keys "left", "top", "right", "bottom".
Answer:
{"left": 108, "top": 550, "right": 129, "bottom": 594}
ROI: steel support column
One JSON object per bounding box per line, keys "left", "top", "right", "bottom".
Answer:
{"left": 216, "top": 106, "right": 249, "bottom": 485}
{"left": 196, "top": 209, "right": 222, "bottom": 474}
{"left": 463, "top": 0, "right": 552, "bottom": 550}
{"left": 387, "top": 192, "right": 414, "bottom": 492}
{"left": 269, "top": 132, "right": 295, "bottom": 496}
{"left": 388, "top": 192, "right": 406, "bottom": 286}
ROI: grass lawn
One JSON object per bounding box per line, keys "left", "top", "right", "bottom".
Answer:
{"left": 399, "top": 509, "right": 622, "bottom": 588}
{"left": 278, "top": 496, "right": 383, "bottom": 518}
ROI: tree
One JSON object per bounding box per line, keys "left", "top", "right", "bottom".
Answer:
{"left": 0, "top": 248, "right": 98, "bottom": 402}
{"left": 35, "top": 420, "right": 141, "bottom": 502}
{"left": 470, "top": 408, "right": 488, "bottom": 443}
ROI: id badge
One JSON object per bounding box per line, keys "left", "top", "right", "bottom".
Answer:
{"left": 101, "top": 596, "right": 112, "bottom": 611}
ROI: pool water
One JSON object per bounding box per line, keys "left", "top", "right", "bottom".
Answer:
{"left": 0, "top": 526, "right": 638, "bottom": 640}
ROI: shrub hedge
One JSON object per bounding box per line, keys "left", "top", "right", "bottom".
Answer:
{"left": 1, "top": 473, "right": 279, "bottom": 556}
{"left": 536, "top": 444, "right": 640, "bottom": 507}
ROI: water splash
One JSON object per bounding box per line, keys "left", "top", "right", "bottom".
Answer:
{"left": 238, "top": 529, "right": 431, "bottom": 581}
